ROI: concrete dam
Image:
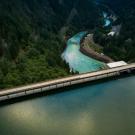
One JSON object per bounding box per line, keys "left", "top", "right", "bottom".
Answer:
{"left": 0, "top": 63, "right": 135, "bottom": 102}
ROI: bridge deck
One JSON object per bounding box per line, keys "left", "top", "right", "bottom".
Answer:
{"left": 0, "top": 63, "right": 135, "bottom": 97}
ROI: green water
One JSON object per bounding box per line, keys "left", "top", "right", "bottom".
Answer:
{"left": 0, "top": 76, "right": 135, "bottom": 135}
{"left": 62, "top": 32, "right": 105, "bottom": 73}
{"left": 103, "top": 12, "right": 111, "bottom": 27}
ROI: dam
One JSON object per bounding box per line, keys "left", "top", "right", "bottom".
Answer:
{"left": 0, "top": 63, "right": 135, "bottom": 102}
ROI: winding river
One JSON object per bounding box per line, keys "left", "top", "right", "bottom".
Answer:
{"left": 62, "top": 32, "right": 105, "bottom": 73}
{"left": 103, "top": 12, "right": 111, "bottom": 27}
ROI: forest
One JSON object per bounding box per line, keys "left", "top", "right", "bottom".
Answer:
{"left": 94, "top": 0, "right": 135, "bottom": 62}
{"left": 0, "top": 0, "right": 99, "bottom": 89}
{"left": 0, "top": 0, "right": 135, "bottom": 89}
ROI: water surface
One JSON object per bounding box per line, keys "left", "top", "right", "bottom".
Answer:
{"left": 103, "top": 12, "right": 111, "bottom": 27}
{"left": 0, "top": 76, "right": 135, "bottom": 135}
{"left": 62, "top": 32, "right": 105, "bottom": 73}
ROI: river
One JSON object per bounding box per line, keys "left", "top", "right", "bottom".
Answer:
{"left": 0, "top": 76, "right": 135, "bottom": 135}
{"left": 103, "top": 12, "right": 111, "bottom": 27}
{"left": 62, "top": 32, "right": 105, "bottom": 73}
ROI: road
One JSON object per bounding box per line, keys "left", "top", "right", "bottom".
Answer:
{"left": 0, "top": 63, "right": 135, "bottom": 97}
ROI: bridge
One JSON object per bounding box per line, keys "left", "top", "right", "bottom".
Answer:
{"left": 0, "top": 63, "right": 135, "bottom": 102}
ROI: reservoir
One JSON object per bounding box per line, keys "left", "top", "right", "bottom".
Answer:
{"left": 62, "top": 32, "right": 105, "bottom": 73}
{"left": 0, "top": 75, "right": 135, "bottom": 135}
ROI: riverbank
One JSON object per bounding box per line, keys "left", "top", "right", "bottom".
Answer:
{"left": 80, "top": 34, "right": 113, "bottom": 63}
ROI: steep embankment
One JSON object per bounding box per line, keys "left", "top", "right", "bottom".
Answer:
{"left": 80, "top": 34, "right": 113, "bottom": 63}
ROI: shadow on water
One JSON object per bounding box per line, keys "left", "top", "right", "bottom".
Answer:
{"left": 0, "top": 71, "right": 135, "bottom": 107}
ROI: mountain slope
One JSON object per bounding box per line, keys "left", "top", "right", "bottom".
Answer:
{"left": 97, "top": 0, "right": 135, "bottom": 61}
{"left": 0, "top": 0, "right": 99, "bottom": 89}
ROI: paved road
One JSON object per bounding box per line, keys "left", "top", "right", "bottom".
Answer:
{"left": 0, "top": 64, "right": 135, "bottom": 96}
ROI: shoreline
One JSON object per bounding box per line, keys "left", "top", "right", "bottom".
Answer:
{"left": 80, "top": 33, "right": 114, "bottom": 63}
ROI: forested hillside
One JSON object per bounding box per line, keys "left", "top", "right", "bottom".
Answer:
{"left": 0, "top": 0, "right": 99, "bottom": 89}
{"left": 100, "top": 0, "right": 135, "bottom": 61}
{"left": 0, "top": 0, "right": 134, "bottom": 89}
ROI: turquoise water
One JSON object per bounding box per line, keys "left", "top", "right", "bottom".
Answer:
{"left": 62, "top": 32, "right": 105, "bottom": 73}
{"left": 104, "top": 19, "right": 111, "bottom": 27}
{"left": 0, "top": 76, "right": 135, "bottom": 135}
{"left": 103, "top": 12, "right": 111, "bottom": 27}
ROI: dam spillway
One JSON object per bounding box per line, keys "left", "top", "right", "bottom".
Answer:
{"left": 0, "top": 64, "right": 135, "bottom": 102}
